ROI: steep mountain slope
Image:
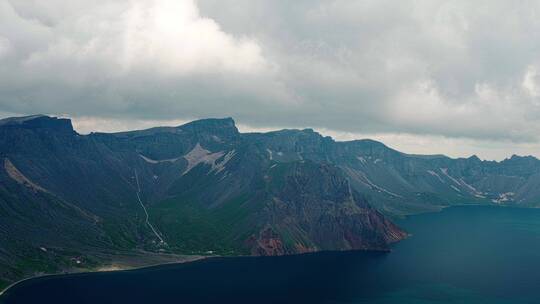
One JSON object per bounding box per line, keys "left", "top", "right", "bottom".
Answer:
{"left": 335, "top": 144, "right": 540, "bottom": 214}
{"left": 242, "top": 129, "right": 540, "bottom": 214}
{"left": 0, "top": 162, "right": 106, "bottom": 286}
{"left": 2, "top": 114, "right": 540, "bottom": 289}
{"left": 0, "top": 115, "right": 407, "bottom": 288}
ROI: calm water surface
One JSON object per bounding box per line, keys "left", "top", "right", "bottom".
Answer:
{"left": 2, "top": 205, "right": 540, "bottom": 303}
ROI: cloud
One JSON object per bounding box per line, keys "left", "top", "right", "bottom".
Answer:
{"left": 0, "top": 0, "right": 283, "bottom": 117}
{"left": 196, "top": 0, "right": 540, "bottom": 141}
{"left": 3, "top": 0, "right": 266, "bottom": 74}
{"left": 1, "top": 0, "right": 540, "bottom": 159}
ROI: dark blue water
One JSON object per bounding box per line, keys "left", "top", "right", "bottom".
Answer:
{"left": 2, "top": 206, "right": 540, "bottom": 304}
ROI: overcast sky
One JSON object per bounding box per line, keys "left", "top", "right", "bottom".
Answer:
{"left": 1, "top": 0, "right": 540, "bottom": 160}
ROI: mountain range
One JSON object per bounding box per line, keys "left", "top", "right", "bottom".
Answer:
{"left": 1, "top": 114, "right": 540, "bottom": 289}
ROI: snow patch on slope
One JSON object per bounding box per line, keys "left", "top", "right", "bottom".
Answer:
{"left": 458, "top": 178, "right": 481, "bottom": 195}
{"left": 211, "top": 150, "right": 236, "bottom": 174}
{"left": 182, "top": 143, "right": 234, "bottom": 175}
{"left": 439, "top": 168, "right": 484, "bottom": 196}
{"left": 139, "top": 154, "right": 182, "bottom": 164}
{"left": 427, "top": 170, "right": 445, "bottom": 183}
{"left": 267, "top": 149, "right": 273, "bottom": 160}
{"left": 440, "top": 168, "right": 461, "bottom": 186}
{"left": 450, "top": 185, "right": 462, "bottom": 193}
{"left": 492, "top": 192, "right": 515, "bottom": 203}
{"left": 353, "top": 169, "right": 403, "bottom": 198}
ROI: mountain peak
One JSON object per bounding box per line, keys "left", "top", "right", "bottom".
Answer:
{"left": 179, "top": 117, "right": 235, "bottom": 129}
{"left": 0, "top": 114, "right": 75, "bottom": 133}
{"left": 507, "top": 154, "right": 539, "bottom": 162}
{"left": 0, "top": 114, "right": 48, "bottom": 126}
{"left": 468, "top": 155, "right": 481, "bottom": 162}
{"left": 179, "top": 117, "right": 239, "bottom": 140}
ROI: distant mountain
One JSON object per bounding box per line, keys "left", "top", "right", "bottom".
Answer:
{"left": 1, "top": 114, "right": 540, "bottom": 288}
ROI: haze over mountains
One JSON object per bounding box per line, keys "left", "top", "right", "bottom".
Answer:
{"left": 2, "top": 114, "right": 540, "bottom": 288}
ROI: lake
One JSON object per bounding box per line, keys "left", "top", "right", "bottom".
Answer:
{"left": 2, "top": 205, "right": 540, "bottom": 303}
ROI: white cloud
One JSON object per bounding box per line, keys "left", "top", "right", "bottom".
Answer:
{"left": 119, "top": 0, "right": 266, "bottom": 75}
{"left": 0, "top": 36, "right": 10, "bottom": 59}
{"left": 5, "top": 0, "right": 266, "bottom": 74}
{"left": 523, "top": 65, "right": 540, "bottom": 98}
{"left": 2, "top": 0, "right": 540, "bottom": 159}
{"left": 197, "top": 0, "right": 540, "bottom": 142}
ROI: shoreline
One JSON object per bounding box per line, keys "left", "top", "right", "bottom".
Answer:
{"left": 0, "top": 254, "right": 207, "bottom": 297}
{"left": 1, "top": 203, "right": 529, "bottom": 297}
{"left": 0, "top": 247, "right": 395, "bottom": 297}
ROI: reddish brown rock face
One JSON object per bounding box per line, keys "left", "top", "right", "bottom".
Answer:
{"left": 248, "top": 227, "right": 285, "bottom": 256}
{"left": 244, "top": 161, "right": 409, "bottom": 256}
{"left": 293, "top": 243, "right": 318, "bottom": 254}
